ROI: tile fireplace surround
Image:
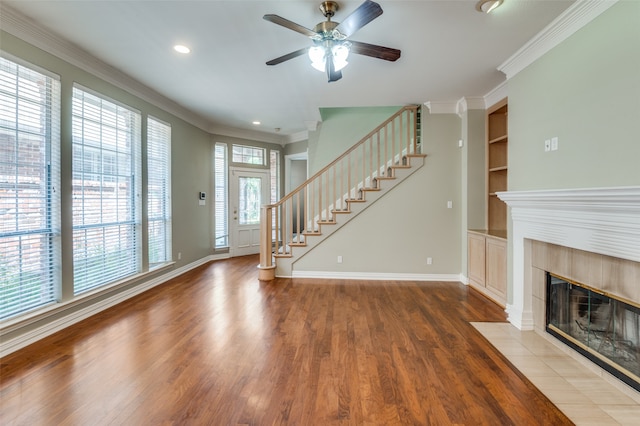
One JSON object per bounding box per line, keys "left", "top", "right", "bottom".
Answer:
{"left": 498, "top": 186, "right": 640, "bottom": 332}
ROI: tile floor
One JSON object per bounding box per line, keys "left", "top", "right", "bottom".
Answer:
{"left": 471, "top": 322, "right": 640, "bottom": 426}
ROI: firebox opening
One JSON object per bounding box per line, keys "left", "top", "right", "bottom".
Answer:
{"left": 546, "top": 272, "right": 640, "bottom": 392}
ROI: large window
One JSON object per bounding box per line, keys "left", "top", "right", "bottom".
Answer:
{"left": 147, "top": 116, "right": 171, "bottom": 267}
{"left": 71, "top": 85, "right": 141, "bottom": 294}
{"left": 0, "top": 56, "right": 61, "bottom": 319}
{"left": 214, "top": 143, "right": 228, "bottom": 249}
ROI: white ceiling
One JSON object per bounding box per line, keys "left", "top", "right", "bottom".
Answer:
{"left": 2, "top": 0, "right": 574, "bottom": 142}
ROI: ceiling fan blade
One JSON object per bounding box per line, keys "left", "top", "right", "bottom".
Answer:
{"left": 263, "top": 14, "right": 317, "bottom": 38}
{"left": 266, "top": 48, "right": 309, "bottom": 66}
{"left": 350, "top": 40, "right": 401, "bottom": 62}
{"left": 327, "top": 60, "right": 342, "bottom": 83}
{"left": 335, "top": 0, "right": 383, "bottom": 38}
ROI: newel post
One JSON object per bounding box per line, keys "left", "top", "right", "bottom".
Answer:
{"left": 257, "top": 205, "right": 276, "bottom": 281}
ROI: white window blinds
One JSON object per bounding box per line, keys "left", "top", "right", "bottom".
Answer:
{"left": 214, "top": 143, "right": 228, "bottom": 248}
{"left": 0, "top": 56, "right": 61, "bottom": 319}
{"left": 71, "top": 85, "right": 141, "bottom": 294}
{"left": 147, "top": 116, "right": 171, "bottom": 266}
{"left": 270, "top": 150, "right": 280, "bottom": 204}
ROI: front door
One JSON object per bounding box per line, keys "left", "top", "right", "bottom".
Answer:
{"left": 229, "top": 167, "right": 270, "bottom": 257}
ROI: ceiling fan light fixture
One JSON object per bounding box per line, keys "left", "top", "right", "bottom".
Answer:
{"left": 331, "top": 43, "right": 349, "bottom": 71}
{"left": 476, "top": 0, "right": 503, "bottom": 14}
{"left": 308, "top": 46, "right": 327, "bottom": 72}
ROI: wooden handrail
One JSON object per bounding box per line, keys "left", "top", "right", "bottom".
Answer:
{"left": 268, "top": 106, "right": 418, "bottom": 207}
{"left": 259, "top": 106, "right": 419, "bottom": 280}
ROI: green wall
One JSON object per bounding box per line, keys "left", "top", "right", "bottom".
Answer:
{"left": 509, "top": 1, "right": 640, "bottom": 190}
{"left": 308, "top": 106, "right": 402, "bottom": 174}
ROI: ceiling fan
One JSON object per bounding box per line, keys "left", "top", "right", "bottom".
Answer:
{"left": 264, "top": 0, "right": 401, "bottom": 82}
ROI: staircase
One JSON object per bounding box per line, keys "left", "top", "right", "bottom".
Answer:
{"left": 258, "top": 106, "right": 425, "bottom": 280}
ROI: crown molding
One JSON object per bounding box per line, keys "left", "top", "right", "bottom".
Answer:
{"left": 455, "top": 96, "right": 486, "bottom": 116}
{"left": 483, "top": 80, "right": 508, "bottom": 109}
{"left": 424, "top": 101, "right": 458, "bottom": 114}
{"left": 286, "top": 130, "right": 309, "bottom": 144}
{"left": 498, "top": 0, "right": 618, "bottom": 79}
{"left": 209, "top": 124, "right": 287, "bottom": 145}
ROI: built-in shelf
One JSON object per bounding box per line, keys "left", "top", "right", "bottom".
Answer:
{"left": 489, "top": 135, "right": 508, "bottom": 144}
{"left": 486, "top": 99, "right": 508, "bottom": 233}
{"left": 467, "top": 99, "right": 509, "bottom": 307}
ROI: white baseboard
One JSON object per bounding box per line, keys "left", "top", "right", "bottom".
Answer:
{"left": 0, "top": 255, "right": 217, "bottom": 357}
{"left": 291, "top": 270, "right": 463, "bottom": 282}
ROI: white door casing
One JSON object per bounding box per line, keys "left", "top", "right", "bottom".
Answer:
{"left": 229, "top": 167, "right": 270, "bottom": 257}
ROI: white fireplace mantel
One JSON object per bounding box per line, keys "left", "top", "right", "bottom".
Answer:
{"left": 498, "top": 186, "right": 640, "bottom": 330}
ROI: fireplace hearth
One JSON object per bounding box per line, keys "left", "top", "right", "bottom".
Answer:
{"left": 546, "top": 272, "right": 640, "bottom": 391}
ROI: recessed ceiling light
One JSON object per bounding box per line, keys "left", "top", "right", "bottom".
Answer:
{"left": 252, "top": 121, "right": 261, "bottom": 125}
{"left": 173, "top": 45, "right": 191, "bottom": 54}
{"left": 476, "top": 0, "right": 504, "bottom": 13}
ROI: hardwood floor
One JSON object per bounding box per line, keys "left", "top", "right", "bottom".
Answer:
{"left": 0, "top": 255, "right": 572, "bottom": 425}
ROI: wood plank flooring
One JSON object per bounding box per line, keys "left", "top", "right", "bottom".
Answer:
{"left": 0, "top": 255, "right": 572, "bottom": 425}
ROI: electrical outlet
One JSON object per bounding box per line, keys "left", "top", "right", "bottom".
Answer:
{"left": 427, "top": 257, "right": 433, "bottom": 265}
{"left": 337, "top": 255, "right": 343, "bottom": 264}
{"left": 178, "top": 252, "right": 182, "bottom": 260}
{"left": 551, "top": 136, "right": 558, "bottom": 151}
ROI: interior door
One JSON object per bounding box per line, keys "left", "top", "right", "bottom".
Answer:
{"left": 229, "top": 168, "right": 270, "bottom": 257}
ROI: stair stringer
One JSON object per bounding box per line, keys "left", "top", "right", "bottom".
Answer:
{"left": 274, "top": 155, "right": 426, "bottom": 277}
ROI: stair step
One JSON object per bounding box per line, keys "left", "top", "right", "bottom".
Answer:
{"left": 302, "top": 231, "right": 322, "bottom": 236}
{"left": 288, "top": 242, "right": 307, "bottom": 247}
{"left": 360, "top": 187, "right": 381, "bottom": 192}
{"left": 391, "top": 165, "right": 411, "bottom": 169}
{"left": 274, "top": 253, "right": 292, "bottom": 258}
{"left": 376, "top": 176, "right": 396, "bottom": 181}
{"left": 331, "top": 209, "right": 351, "bottom": 214}
{"left": 316, "top": 220, "right": 336, "bottom": 225}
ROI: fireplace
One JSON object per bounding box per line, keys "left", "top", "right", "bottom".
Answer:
{"left": 546, "top": 272, "right": 640, "bottom": 391}
{"left": 498, "top": 186, "right": 640, "bottom": 390}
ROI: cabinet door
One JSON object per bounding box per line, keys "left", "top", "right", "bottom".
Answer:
{"left": 468, "top": 234, "right": 486, "bottom": 287}
{"left": 486, "top": 238, "right": 507, "bottom": 299}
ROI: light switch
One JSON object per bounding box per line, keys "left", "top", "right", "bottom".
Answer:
{"left": 544, "top": 139, "right": 551, "bottom": 152}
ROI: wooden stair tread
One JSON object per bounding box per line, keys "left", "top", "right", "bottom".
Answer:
{"left": 331, "top": 209, "right": 351, "bottom": 214}
{"left": 273, "top": 253, "right": 292, "bottom": 258}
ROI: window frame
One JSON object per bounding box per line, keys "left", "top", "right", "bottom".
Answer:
{"left": 0, "top": 54, "right": 61, "bottom": 320}
{"left": 232, "top": 144, "right": 266, "bottom": 166}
